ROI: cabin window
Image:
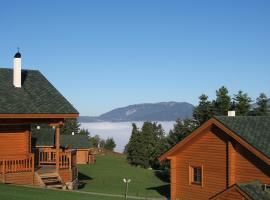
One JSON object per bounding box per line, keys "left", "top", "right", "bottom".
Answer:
{"left": 191, "top": 166, "right": 202, "bottom": 185}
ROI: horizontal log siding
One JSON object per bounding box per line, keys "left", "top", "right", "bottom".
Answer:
{"left": 2, "top": 172, "right": 33, "bottom": 185}
{"left": 0, "top": 129, "right": 29, "bottom": 157}
{"left": 234, "top": 144, "right": 270, "bottom": 184}
{"left": 173, "top": 129, "right": 227, "bottom": 200}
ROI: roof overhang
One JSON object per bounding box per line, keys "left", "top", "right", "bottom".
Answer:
{"left": 0, "top": 113, "right": 79, "bottom": 119}
{"left": 0, "top": 113, "right": 79, "bottom": 126}
{"left": 159, "top": 118, "right": 270, "bottom": 165}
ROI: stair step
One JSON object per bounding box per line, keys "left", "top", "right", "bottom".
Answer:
{"left": 46, "top": 184, "right": 64, "bottom": 189}
{"left": 39, "top": 173, "right": 59, "bottom": 178}
{"left": 41, "top": 176, "right": 59, "bottom": 180}
{"left": 43, "top": 179, "right": 61, "bottom": 184}
{"left": 36, "top": 170, "right": 65, "bottom": 190}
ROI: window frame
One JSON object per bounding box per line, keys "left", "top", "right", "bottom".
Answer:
{"left": 189, "top": 164, "right": 203, "bottom": 186}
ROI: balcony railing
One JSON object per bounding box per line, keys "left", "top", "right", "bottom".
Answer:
{"left": 37, "top": 147, "right": 76, "bottom": 170}
{"left": 0, "top": 154, "right": 34, "bottom": 174}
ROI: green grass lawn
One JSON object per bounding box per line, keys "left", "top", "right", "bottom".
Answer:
{"left": 0, "top": 184, "right": 124, "bottom": 200}
{"left": 77, "top": 155, "right": 170, "bottom": 198}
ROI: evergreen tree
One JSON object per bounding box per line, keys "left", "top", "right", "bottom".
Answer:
{"left": 254, "top": 93, "right": 269, "bottom": 116}
{"left": 233, "top": 90, "right": 252, "bottom": 116}
{"left": 89, "top": 135, "right": 101, "bottom": 147}
{"left": 193, "top": 94, "right": 213, "bottom": 124}
{"left": 125, "top": 122, "right": 166, "bottom": 169}
{"left": 104, "top": 138, "right": 116, "bottom": 151}
{"left": 166, "top": 119, "right": 198, "bottom": 149}
{"left": 79, "top": 128, "right": 90, "bottom": 135}
{"left": 61, "top": 118, "right": 80, "bottom": 135}
{"left": 149, "top": 123, "right": 167, "bottom": 169}
{"left": 138, "top": 122, "right": 154, "bottom": 168}
{"left": 99, "top": 139, "right": 106, "bottom": 148}
{"left": 213, "top": 86, "right": 231, "bottom": 115}
{"left": 126, "top": 123, "right": 140, "bottom": 165}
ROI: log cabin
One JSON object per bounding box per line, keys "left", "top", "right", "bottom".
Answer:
{"left": 0, "top": 52, "right": 79, "bottom": 189}
{"left": 32, "top": 127, "right": 95, "bottom": 165}
{"left": 159, "top": 116, "right": 270, "bottom": 200}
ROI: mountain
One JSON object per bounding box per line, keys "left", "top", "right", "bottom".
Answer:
{"left": 79, "top": 102, "right": 194, "bottom": 122}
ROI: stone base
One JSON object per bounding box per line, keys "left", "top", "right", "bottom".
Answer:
{"left": 65, "top": 179, "right": 78, "bottom": 190}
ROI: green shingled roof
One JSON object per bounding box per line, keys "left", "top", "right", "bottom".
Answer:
{"left": 31, "top": 126, "right": 92, "bottom": 149}
{"left": 238, "top": 181, "right": 270, "bottom": 200}
{"left": 0, "top": 68, "right": 78, "bottom": 114}
{"left": 215, "top": 116, "right": 270, "bottom": 158}
{"left": 61, "top": 135, "right": 92, "bottom": 149}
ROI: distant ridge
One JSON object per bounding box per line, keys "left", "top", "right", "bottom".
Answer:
{"left": 79, "top": 101, "right": 194, "bottom": 122}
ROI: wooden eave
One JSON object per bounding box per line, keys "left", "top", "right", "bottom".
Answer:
{"left": 0, "top": 113, "right": 79, "bottom": 119}
{"left": 159, "top": 118, "right": 270, "bottom": 165}
{"left": 0, "top": 114, "right": 78, "bottom": 125}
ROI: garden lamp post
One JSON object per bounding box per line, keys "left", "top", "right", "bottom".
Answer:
{"left": 123, "top": 178, "right": 131, "bottom": 200}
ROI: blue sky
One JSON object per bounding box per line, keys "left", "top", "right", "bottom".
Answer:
{"left": 0, "top": 0, "right": 269, "bottom": 116}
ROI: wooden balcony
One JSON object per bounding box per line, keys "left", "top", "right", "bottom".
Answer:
{"left": 37, "top": 147, "right": 76, "bottom": 170}
{"left": 0, "top": 148, "right": 76, "bottom": 174}
{"left": 0, "top": 154, "right": 34, "bottom": 175}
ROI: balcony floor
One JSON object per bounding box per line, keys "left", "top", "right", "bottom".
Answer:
{"left": 36, "top": 165, "right": 57, "bottom": 174}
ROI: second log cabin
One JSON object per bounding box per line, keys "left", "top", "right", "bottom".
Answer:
{"left": 159, "top": 116, "right": 270, "bottom": 200}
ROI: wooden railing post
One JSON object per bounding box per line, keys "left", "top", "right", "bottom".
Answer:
{"left": 69, "top": 152, "right": 72, "bottom": 170}
{"left": 56, "top": 126, "right": 60, "bottom": 171}
{"left": 32, "top": 154, "right": 35, "bottom": 184}
{"left": 3, "top": 160, "right": 6, "bottom": 183}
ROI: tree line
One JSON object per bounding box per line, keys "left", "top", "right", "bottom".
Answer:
{"left": 125, "top": 86, "right": 269, "bottom": 170}
{"left": 61, "top": 119, "right": 116, "bottom": 151}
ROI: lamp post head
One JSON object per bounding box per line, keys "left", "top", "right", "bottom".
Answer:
{"left": 123, "top": 178, "right": 131, "bottom": 183}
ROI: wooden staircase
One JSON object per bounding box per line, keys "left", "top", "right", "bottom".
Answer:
{"left": 40, "top": 172, "right": 65, "bottom": 189}
{"left": 35, "top": 167, "right": 66, "bottom": 189}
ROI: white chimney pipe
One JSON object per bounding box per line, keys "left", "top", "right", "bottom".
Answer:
{"left": 228, "top": 110, "right": 236, "bottom": 117}
{"left": 13, "top": 51, "right": 22, "bottom": 88}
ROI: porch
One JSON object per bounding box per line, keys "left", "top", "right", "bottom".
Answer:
{"left": 0, "top": 146, "right": 77, "bottom": 188}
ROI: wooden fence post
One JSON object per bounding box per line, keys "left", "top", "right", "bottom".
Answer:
{"left": 3, "top": 160, "right": 6, "bottom": 183}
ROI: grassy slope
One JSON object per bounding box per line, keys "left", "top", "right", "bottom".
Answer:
{"left": 78, "top": 155, "right": 170, "bottom": 197}
{"left": 0, "top": 184, "right": 124, "bottom": 200}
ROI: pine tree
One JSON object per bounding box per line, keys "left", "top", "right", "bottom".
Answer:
{"left": 193, "top": 94, "right": 213, "bottom": 125}
{"left": 126, "top": 123, "right": 140, "bottom": 165}
{"left": 213, "top": 86, "right": 231, "bottom": 115}
{"left": 149, "top": 123, "right": 167, "bottom": 169}
{"left": 89, "top": 135, "right": 101, "bottom": 147}
{"left": 233, "top": 90, "right": 252, "bottom": 116}
{"left": 61, "top": 118, "right": 80, "bottom": 135}
{"left": 104, "top": 138, "right": 116, "bottom": 151}
{"left": 139, "top": 122, "right": 155, "bottom": 168}
{"left": 254, "top": 93, "right": 269, "bottom": 116}
{"left": 79, "top": 128, "right": 90, "bottom": 135}
{"left": 125, "top": 122, "right": 166, "bottom": 169}
{"left": 166, "top": 119, "right": 198, "bottom": 149}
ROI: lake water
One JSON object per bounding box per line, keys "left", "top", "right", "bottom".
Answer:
{"left": 80, "top": 121, "right": 175, "bottom": 152}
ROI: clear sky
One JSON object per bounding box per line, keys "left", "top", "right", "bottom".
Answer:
{"left": 0, "top": 0, "right": 269, "bottom": 116}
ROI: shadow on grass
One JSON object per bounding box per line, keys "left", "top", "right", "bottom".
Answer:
{"left": 155, "top": 170, "right": 170, "bottom": 183}
{"left": 78, "top": 172, "right": 93, "bottom": 189}
{"left": 147, "top": 184, "right": 170, "bottom": 198}
{"left": 145, "top": 170, "right": 170, "bottom": 198}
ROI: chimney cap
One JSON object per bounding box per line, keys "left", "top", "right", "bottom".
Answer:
{"left": 14, "top": 48, "right": 21, "bottom": 58}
